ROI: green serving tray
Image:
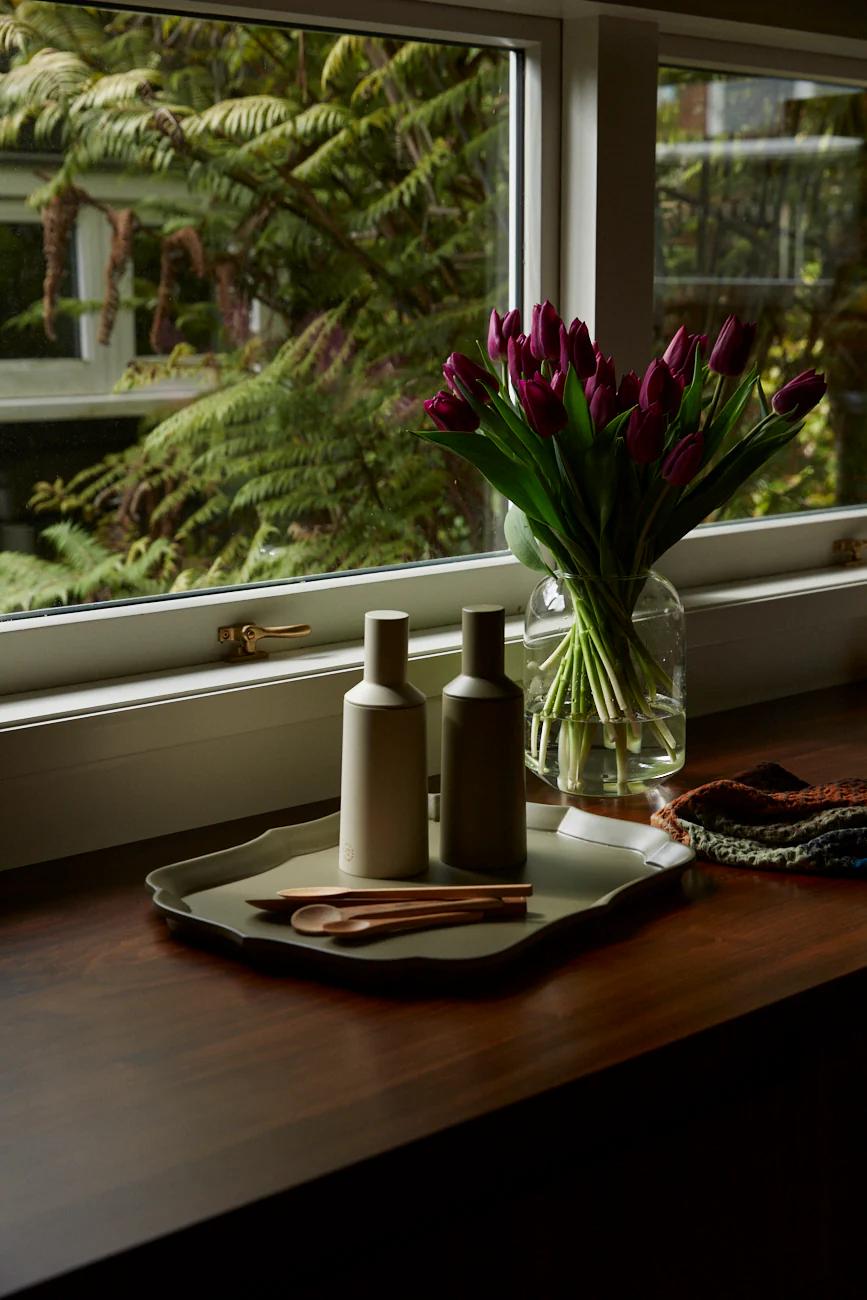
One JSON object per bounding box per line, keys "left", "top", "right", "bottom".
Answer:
{"left": 146, "top": 798, "right": 693, "bottom": 982}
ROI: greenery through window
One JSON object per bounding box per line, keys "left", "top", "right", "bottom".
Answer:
{"left": 0, "top": 2, "right": 512, "bottom": 612}
{"left": 656, "top": 67, "right": 867, "bottom": 518}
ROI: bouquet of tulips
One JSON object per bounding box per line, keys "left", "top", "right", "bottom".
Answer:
{"left": 414, "top": 300, "right": 826, "bottom": 787}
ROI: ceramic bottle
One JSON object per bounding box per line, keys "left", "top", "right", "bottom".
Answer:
{"left": 339, "top": 609, "right": 429, "bottom": 879}
{"left": 439, "top": 604, "right": 526, "bottom": 872}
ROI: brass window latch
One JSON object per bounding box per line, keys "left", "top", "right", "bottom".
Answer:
{"left": 218, "top": 621, "right": 312, "bottom": 661}
{"left": 833, "top": 538, "right": 867, "bottom": 566}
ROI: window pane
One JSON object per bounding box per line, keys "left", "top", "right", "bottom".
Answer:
{"left": 0, "top": 222, "right": 79, "bottom": 359}
{"left": 655, "top": 67, "right": 867, "bottom": 518}
{"left": 0, "top": 5, "right": 513, "bottom": 614}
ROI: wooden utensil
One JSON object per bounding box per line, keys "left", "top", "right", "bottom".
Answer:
{"left": 247, "top": 883, "right": 533, "bottom": 913}
{"left": 323, "top": 909, "right": 489, "bottom": 941}
{"left": 290, "top": 897, "right": 527, "bottom": 936}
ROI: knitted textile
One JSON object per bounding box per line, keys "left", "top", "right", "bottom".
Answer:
{"left": 651, "top": 762, "right": 867, "bottom": 875}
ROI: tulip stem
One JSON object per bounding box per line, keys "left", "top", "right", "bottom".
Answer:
{"left": 633, "top": 485, "right": 671, "bottom": 573}
{"left": 703, "top": 374, "right": 726, "bottom": 432}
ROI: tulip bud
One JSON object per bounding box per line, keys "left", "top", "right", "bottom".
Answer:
{"left": 424, "top": 389, "right": 480, "bottom": 433}
{"left": 487, "top": 309, "right": 506, "bottom": 363}
{"left": 558, "top": 318, "right": 595, "bottom": 380}
{"left": 550, "top": 368, "right": 567, "bottom": 401}
{"left": 662, "top": 325, "right": 690, "bottom": 375}
{"left": 529, "top": 299, "right": 562, "bottom": 363}
{"left": 444, "top": 351, "right": 499, "bottom": 404}
{"left": 507, "top": 333, "right": 534, "bottom": 389}
{"left": 772, "top": 368, "right": 827, "bottom": 420}
{"left": 639, "top": 358, "right": 682, "bottom": 417}
{"left": 502, "top": 308, "right": 522, "bottom": 342}
{"left": 518, "top": 375, "right": 569, "bottom": 438}
{"left": 708, "top": 315, "right": 756, "bottom": 376}
{"left": 584, "top": 352, "right": 616, "bottom": 405}
{"left": 625, "top": 401, "right": 665, "bottom": 464}
{"left": 617, "top": 369, "right": 640, "bottom": 413}
{"left": 662, "top": 326, "right": 706, "bottom": 378}
{"left": 662, "top": 431, "right": 704, "bottom": 486}
{"left": 588, "top": 383, "right": 617, "bottom": 432}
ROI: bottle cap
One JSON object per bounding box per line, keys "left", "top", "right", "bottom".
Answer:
{"left": 462, "top": 604, "right": 505, "bottom": 679}
{"left": 363, "top": 610, "right": 409, "bottom": 686}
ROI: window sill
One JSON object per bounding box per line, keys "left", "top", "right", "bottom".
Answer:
{"left": 0, "top": 564, "right": 864, "bottom": 871}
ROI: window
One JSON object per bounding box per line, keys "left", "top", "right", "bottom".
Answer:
{"left": 655, "top": 66, "right": 867, "bottom": 518}
{"left": 1, "top": 6, "right": 865, "bottom": 870}
{"left": 0, "top": 3, "right": 515, "bottom": 621}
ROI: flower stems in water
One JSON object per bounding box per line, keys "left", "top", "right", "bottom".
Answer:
{"left": 528, "top": 578, "right": 679, "bottom": 793}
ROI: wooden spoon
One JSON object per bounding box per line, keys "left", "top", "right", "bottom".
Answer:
{"left": 323, "top": 909, "right": 488, "bottom": 941}
{"left": 248, "top": 883, "right": 532, "bottom": 913}
{"left": 291, "top": 897, "right": 526, "bottom": 935}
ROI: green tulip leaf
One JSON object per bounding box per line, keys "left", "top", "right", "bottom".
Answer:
{"left": 702, "top": 367, "right": 758, "bottom": 464}
{"left": 415, "top": 427, "right": 563, "bottom": 535}
{"left": 504, "top": 506, "right": 550, "bottom": 573}
{"left": 562, "top": 366, "right": 593, "bottom": 451}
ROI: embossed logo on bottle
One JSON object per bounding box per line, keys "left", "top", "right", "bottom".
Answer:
{"left": 342, "top": 842, "right": 354, "bottom": 864}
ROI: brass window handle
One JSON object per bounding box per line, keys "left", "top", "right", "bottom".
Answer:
{"left": 218, "top": 622, "right": 311, "bottom": 661}
{"left": 833, "top": 538, "right": 867, "bottom": 565}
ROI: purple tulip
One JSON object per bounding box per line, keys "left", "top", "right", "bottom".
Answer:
{"left": 639, "top": 358, "right": 683, "bottom": 417}
{"left": 708, "top": 315, "right": 756, "bottom": 376}
{"left": 507, "top": 333, "right": 536, "bottom": 389}
{"left": 550, "top": 368, "right": 567, "bottom": 401}
{"left": 559, "top": 318, "right": 595, "bottom": 380}
{"left": 443, "top": 351, "right": 498, "bottom": 404}
{"left": 584, "top": 352, "right": 616, "bottom": 404}
{"left": 588, "top": 383, "right": 617, "bottom": 432}
{"left": 424, "top": 389, "right": 479, "bottom": 433}
{"left": 617, "top": 369, "right": 640, "bottom": 413}
{"left": 625, "top": 401, "right": 665, "bottom": 465}
{"left": 662, "top": 431, "right": 704, "bottom": 486}
{"left": 772, "top": 368, "right": 827, "bottom": 420}
{"left": 662, "top": 326, "right": 690, "bottom": 374}
{"left": 487, "top": 307, "right": 522, "bottom": 362}
{"left": 529, "top": 299, "right": 562, "bottom": 363}
{"left": 518, "top": 375, "right": 568, "bottom": 438}
{"left": 502, "top": 308, "right": 522, "bottom": 342}
{"left": 487, "top": 309, "right": 507, "bottom": 362}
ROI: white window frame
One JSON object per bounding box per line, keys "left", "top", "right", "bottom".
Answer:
{"left": 0, "top": 0, "right": 866, "bottom": 868}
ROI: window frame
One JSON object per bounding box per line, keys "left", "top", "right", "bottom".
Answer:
{"left": 0, "top": 1, "right": 866, "bottom": 871}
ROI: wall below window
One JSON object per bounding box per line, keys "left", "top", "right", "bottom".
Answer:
{"left": 1, "top": 565, "right": 863, "bottom": 871}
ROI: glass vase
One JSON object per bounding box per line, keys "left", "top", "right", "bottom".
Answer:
{"left": 523, "top": 570, "right": 685, "bottom": 796}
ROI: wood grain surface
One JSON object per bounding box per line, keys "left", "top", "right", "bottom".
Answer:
{"left": 1, "top": 682, "right": 865, "bottom": 1299}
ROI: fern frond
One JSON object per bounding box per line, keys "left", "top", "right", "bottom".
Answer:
{"left": 186, "top": 94, "right": 293, "bottom": 141}
{"left": 319, "top": 32, "right": 365, "bottom": 92}
{"left": 71, "top": 67, "right": 163, "bottom": 111}
{"left": 356, "top": 138, "right": 451, "bottom": 227}
{"left": 0, "top": 49, "right": 95, "bottom": 109}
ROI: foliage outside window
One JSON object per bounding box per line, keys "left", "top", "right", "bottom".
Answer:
{"left": 655, "top": 67, "right": 867, "bottom": 518}
{"left": 0, "top": 1, "right": 511, "bottom": 612}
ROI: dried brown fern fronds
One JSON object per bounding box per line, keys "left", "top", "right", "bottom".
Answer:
{"left": 41, "top": 188, "right": 84, "bottom": 341}
{"left": 98, "top": 207, "right": 137, "bottom": 345}
{"left": 214, "top": 257, "right": 250, "bottom": 347}
{"left": 149, "top": 225, "right": 207, "bottom": 353}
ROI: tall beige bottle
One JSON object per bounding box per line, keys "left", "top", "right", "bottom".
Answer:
{"left": 440, "top": 605, "right": 526, "bottom": 872}
{"left": 339, "top": 610, "right": 429, "bottom": 879}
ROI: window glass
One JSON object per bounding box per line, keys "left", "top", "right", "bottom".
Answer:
{"left": 0, "top": 3, "right": 513, "bottom": 613}
{"left": 656, "top": 68, "right": 867, "bottom": 517}
{"left": 0, "top": 222, "right": 79, "bottom": 359}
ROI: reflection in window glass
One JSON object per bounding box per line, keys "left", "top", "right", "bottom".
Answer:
{"left": 0, "top": 222, "right": 78, "bottom": 359}
{"left": 0, "top": 3, "right": 512, "bottom": 613}
{"left": 656, "top": 68, "right": 867, "bottom": 518}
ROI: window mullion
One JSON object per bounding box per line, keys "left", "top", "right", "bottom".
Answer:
{"left": 561, "top": 15, "right": 659, "bottom": 371}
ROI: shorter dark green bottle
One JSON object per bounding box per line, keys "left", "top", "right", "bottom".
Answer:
{"left": 439, "top": 605, "right": 526, "bottom": 872}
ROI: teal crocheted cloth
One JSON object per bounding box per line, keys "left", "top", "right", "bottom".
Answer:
{"left": 651, "top": 762, "right": 867, "bottom": 875}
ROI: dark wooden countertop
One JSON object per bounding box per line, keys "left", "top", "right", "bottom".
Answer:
{"left": 2, "top": 683, "right": 865, "bottom": 1299}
